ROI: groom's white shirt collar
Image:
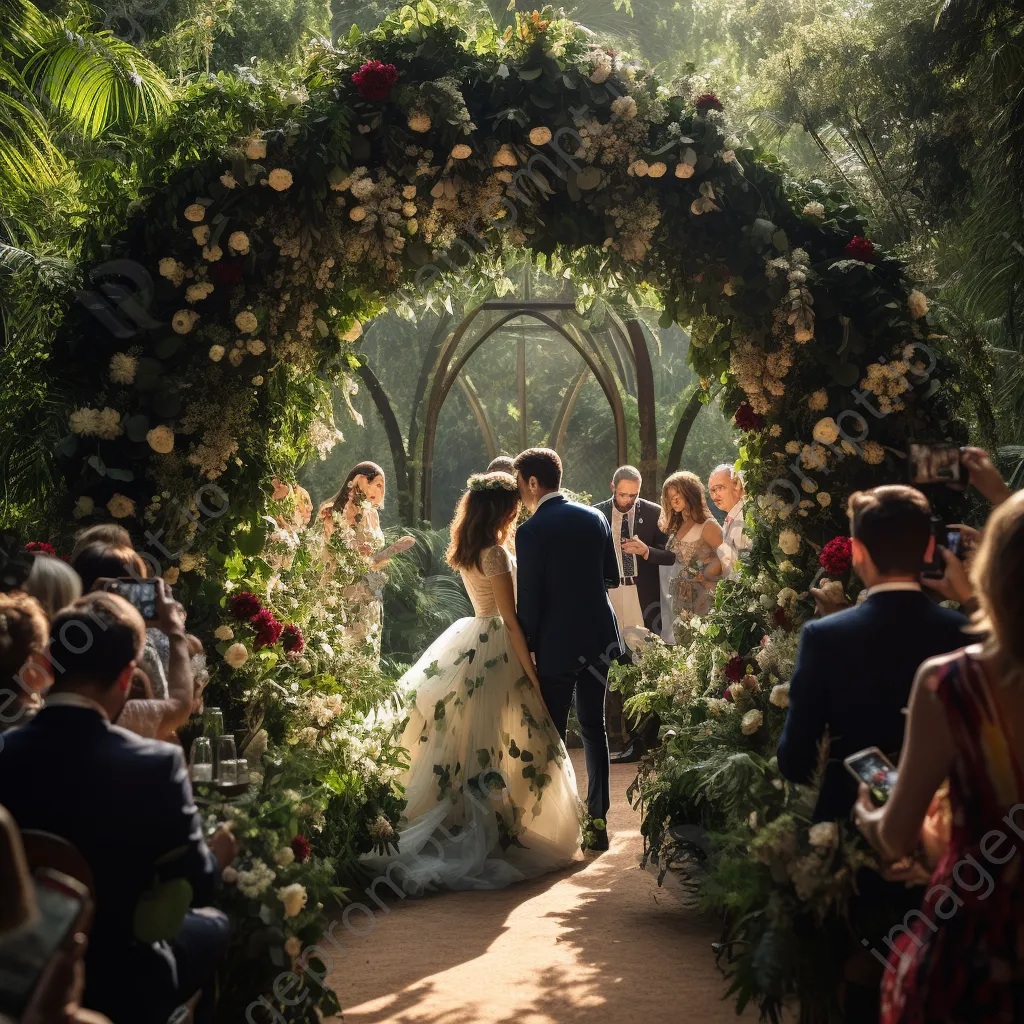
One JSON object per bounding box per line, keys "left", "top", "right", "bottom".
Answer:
{"left": 865, "top": 581, "right": 921, "bottom": 597}
{"left": 536, "top": 491, "right": 562, "bottom": 509}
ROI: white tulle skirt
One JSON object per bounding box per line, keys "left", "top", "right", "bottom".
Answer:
{"left": 364, "top": 614, "right": 584, "bottom": 892}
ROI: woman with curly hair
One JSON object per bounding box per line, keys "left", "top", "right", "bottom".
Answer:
{"left": 363, "top": 472, "right": 583, "bottom": 892}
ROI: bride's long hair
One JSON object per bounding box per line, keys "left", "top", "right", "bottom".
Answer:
{"left": 318, "top": 461, "right": 385, "bottom": 525}
{"left": 659, "top": 470, "right": 713, "bottom": 535}
{"left": 446, "top": 473, "right": 521, "bottom": 572}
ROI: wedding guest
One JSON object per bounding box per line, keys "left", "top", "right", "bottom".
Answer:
{"left": 854, "top": 490, "right": 1024, "bottom": 1024}
{"left": 595, "top": 466, "right": 675, "bottom": 761}
{"left": 708, "top": 464, "right": 750, "bottom": 578}
{"left": 961, "top": 446, "right": 1012, "bottom": 508}
{"left": 778, "top": 486, "right": 969, "bottom": 822}
{"left": 0, "top": 591, "right": 52, "bottom": 736}
{"left": 658, "top": 471, "right": 723, "bottom": 642}
{"left": 23, "top": 552, "right": 82, "bottom": 619}
{"left": 0, "top": 592, "right": 236, "bottom": 1024}
{"left": 486, "top": 455, "right": 516, "bottom": 475}
{"left": 69, "top": 523, "right": 132, "bottom": 564}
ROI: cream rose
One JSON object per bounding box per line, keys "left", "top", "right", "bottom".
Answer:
{"left": 158, "top": 257, "right": 181, "bottom": 279}
{"left": 208, "top": 344, "right": 225, "bottom": 362}
{"left": 908, "top": 289, "right": 929, "bottom": 319}
{"left": 808, "top": 821, "right": 838, "bottom": 849}
{"left": 185, "top": 281, "right": 214, "bottom": 303}
{"left": 228, "top": 231, "right": 250, "bottom": 254}
{"left": 285, "top": 936, "right": 302, "bottom": 958}
{"left": 647, "top": 161, "right": 667, "bottom": 178}
{"left": 214, "top": 624, "right": 234, "bottom": 641}
{"left": 740, "top": 709, "right": 763, "bottom": 735}
{"left": 492, "top": 144, "right": 517, "bottom": 167}
{"left": 268, "top": 168, "right": 293, "bottom": 191}
{"left": 184, "top": 204, "right": 206, "bottom": 223}
{"left": 235, "top": 310, "right": 258, "bottom": 334}
{"left": 162, "top": 567, "right": 180, "bottom": 585}
{"left": 407, "top": 111, "right": 431, "bottom": 133}
{"left": 611, "top": 95, "right": 637, "bottom": 120}
{"left": 807, "top": 389, "right": 828, "bottom": 411}
{"left": 224, "top": 642, "right": 249, "bottom": 668}
{"left": 192, "top": 225, "right": 210, "bottom": 245}
{"left": 674, "top": 162, "right": 695, "bottom": 179}
{"left": 769, "top": 683, "right": 790, "bottom": 708}
{"left": 107, "top": 494, "right": 135, "bottom": 519}
{"left": 629, "top": 159, "right": 649, "bottom": 177}
{"left": 802, "top": 201, "right": 825, "bottom": 219}
{"left": 277, "top": 883, "right": 307, "bottom": 919}
{"left": 778, "top": 529, "right": 801, "bottom": 555}
{"left": 220, "top": 172, "right": 237, "bottom": 189}
{"left": 816, "top": 491, "right": 832, "bottom": 507}
{"left": 349, "top": 206, "right": 367, "bottom": 222}
{"left": 246, "top": 338, "right": 266, "bottom": 355}
{"left": 528, "top": 126, "right": 552, "bottom": 146}
{"left": 73, "top": 495, "right": 95, "bottom": 519}
{"left": 221, "top": 866, "right": 238, "bottom": 884}
{"left": 146, "top": 425, "right": 175, "bottom": 454}
{"left": 202, "top": 245, "right": 223, "bottom": 262}
{"left": 274, "top": 847, "right": 295, "bottom": 867}
{"left": 450, "top": 143, "right": 472, "bottom": 160}
{"left": 812, "top": 417, "right": 840, "bottom": 445}
{"left": 171, "top": 310, "right": 198, "bottom": 334}
{"left": 246, "top": 138, "right": 267, "bottom": 160}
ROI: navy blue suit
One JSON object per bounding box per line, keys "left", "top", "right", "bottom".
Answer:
{"left": 777, "top": 590, "right": 969, "bottom": 821}
{"left": 516, "top": 493, "right": 623, "bottom": 822}
{"left": 0, "top": 705, "right": 226, "bottom": 1024}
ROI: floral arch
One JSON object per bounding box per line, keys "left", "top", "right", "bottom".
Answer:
{"left": 6, "top": 3, "right": 976, "bottom": 1021}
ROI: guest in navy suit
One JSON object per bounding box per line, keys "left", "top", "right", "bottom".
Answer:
{"left": 513, "top": 448, "right": 622, "bottom": 851}
{"left": 0, "top": 592, "right": 237, "bottom": 1024}
{"left": 778, "top": 485, "right": 969, "bottom": 824}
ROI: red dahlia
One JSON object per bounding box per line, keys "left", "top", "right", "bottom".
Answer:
{"left": 773, "top": 607, "right": 790, "bottom": 630}
{"left": 210, "top": 262, "right": 244, "bottom": 285}
{"left": 282, "top": 623, "right": 305, "bottom": 657}
{"left": 351, "top": 60, "right": 399, "bottom": 101}
{"left": 694, "top": 92, "right": 723, "bottom": 113}
{"left": 724, "top": 654, "right": 746, "bottom": 683}
{"left": 820, "top": 536, "right": 853, "bottom": 576}
{"left": 25, "top": 542, "right": 55, "bottom": 556}
{"left": 251, "top": 608, "right": 284, "bottom": 650}
{"left": 734, "top": 402, "right": 765, "bottom": 432}
{"left": 844, "top": 236, "right": 875, "bottom": 262}
{"left": 291, "top": 834, "right": 311, "bottom": 863}
{"left": 229, "top": 591, "right": 263, "bottom": 620}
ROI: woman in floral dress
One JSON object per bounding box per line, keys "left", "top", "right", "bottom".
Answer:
{"left": 854, "top": 491, "right": 1024, "bottom": 1023}
{"left": 658, "top": 471, "right": 723, "bottom": 642}
{"left": 362, "top": 472, "right": 583, "bottom": 892}
{"left": 318, "top": 461, "right": 413, "bottom": 660}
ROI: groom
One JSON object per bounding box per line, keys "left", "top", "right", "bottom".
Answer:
{"left": 513, "top": 448, "right": 623, "bottom": 852}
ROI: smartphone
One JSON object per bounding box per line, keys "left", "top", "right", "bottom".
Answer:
{"left": 922, "top": 526, "right": 963, "bottom": 579}
{"left": 908, "top": 443, "right": 962, "bottom": 486}
{"left": 844, "top": 747, "right": 898, "bottom": 806}
{"left": 104, "top": 577, "right": 159, "bottom": 622}
{"left": 0, "top": 870, "right": 90, "bottom": 1018}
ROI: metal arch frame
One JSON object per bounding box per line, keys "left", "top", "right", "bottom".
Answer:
{"left": 419, "top": 305, "right": 630, "bottom": 522}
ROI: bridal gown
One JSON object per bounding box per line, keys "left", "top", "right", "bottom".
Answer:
{"left": 364, "top": 544, "right": 583, "bottom": 892}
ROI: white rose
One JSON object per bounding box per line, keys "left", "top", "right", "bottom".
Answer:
{"left": 268, "top": 168, "right": 293, "bottom": 191}
{"left": 171, "top": 310, "right": 198, "bottom": 335}
{"left": 246, "top": 138, "right": 267, "bottom": 160}
{"left": 740, "top": 709, "right": 763, "bottom": 735}
{"left": 611, "top": 95, "right": 637, "bottom": 120}
{"left": 163, "top": 567, "right": 180, "bottom": 585}
{"left": 184, "top": 204, "right": 206, "bottom": 223}
{"left": 407, "top": 111, "right": 431, "bottom": 133}
{"left": 221, "top": 866, "right": 238, "bottom": 883}
{"left": 285, "top": 936, "right": 302, "bottom": 958}
{"left": 202, "top": 245, "right": 223, "bottom": 262}
{"left": 817, "top": 491, "right": 832, "bottom": 507}
{"left": 192, "top": 225, "right": 210, "bottom": 245}
{"left": 674, "top": 162, "right": 694, "bottom": 179}
{"left": 778, "top": 529, "right": 801, "bottom": 555}
{"left": 146, "top": 425, "right": 175, "bottom": 454}
{"left": 907, "top": 289, "right": 928, "bottom": 320}
{"left": 186, "top": 282, "right": 214, "bottom": 303}
{"left": 224, "top": 642, "right": 249, "bottom": 668}
{"left": 277, "top": 883, "right": 307, "bottom": 918}
{"left": 647, "top": 161, "right": 667, "bottom": 178}
{"left": 107, "top": 494, "right": 135, "bottom": 519}
{"left": 492, "top": 144, "right": 517, "bottom": 167}
{"left": 246, "top": 338, "right": 266, "bottom": 355}
{"left": 214, "top": 624, "right": 233, "bottom": 641}
{"left": 812, "top": 417, "right": 840, "bottom": 445}
{"left": 769, "top": 683, "right": 790, "bottom": 708}
{"left": 73, "top": 495, "right": 95, "bottom": 519}
{"left": 349, "top": 205, "right": 367, "bottom": 222}
{"left": 802, "top": 201, "right": 825, "bottom": 219}
{"left": 528, "top": 126, "right": 552, "bottom": 146}
{"left": 209, "top": 344, "right": 225, "bottom": 362}
{"left": 721, "top": 149, "right": 735, "bottom": 163}
{"left": 228, "top": 231, "right": 250, "bottom": 254}
{"left": 220, "top": 172, "right": 237, "bottom": 189}
{"left": 274, "top": 847, "right": 296, "bottom": 867}
{"left": 450, "top": 143, "right": 472, "bottom": 160}
{"left": 629, "top": 159, "right": 649, "bottom": 177}
{"left": 235, "top": 310, "right": 258, "bottom": 334}
{"left": 808, "top": 821, "right": 838, "bottom": 850}
{"left": 158, "top": 257, "right": 181, "bottom": 279}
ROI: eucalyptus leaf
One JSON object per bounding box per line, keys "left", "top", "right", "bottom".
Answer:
{"left": 830, "top": 362, "right": 861, "bottom": 387}
{"left": 519, "top": 66, "right": 543, "bottom": 81}
{"left": 105, "top": 467, "right": 135, "bottom": 482}
{"left": 576, "top": 167, "right": 602, "bottom": 190}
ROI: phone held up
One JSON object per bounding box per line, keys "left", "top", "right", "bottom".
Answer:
{"left": 103, "top": 577, "right": 159, "bottom": 623}
{"left": 922, "top": 523, "right": 963, "bottom": 580}
{"left": 908, "top": 442, "right": 966, "bottom": 489}
{"left": 844, "top": 747, "right": 898, "bottom": 806}
{"left": 0, "top": 869, "right": 91, "bottom": 1018}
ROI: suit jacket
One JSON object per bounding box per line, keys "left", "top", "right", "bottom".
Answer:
{"left": 516, "top": 493, "right": 623, "bottom": 676}
{"left": 594, "top": 497, "right": 676, "bottom": 633}
{"left": 777, "top": 590, "right": 969, "bottom": 821}
{"left": 0, "top": 704, "right": 219, "bottom": 1021}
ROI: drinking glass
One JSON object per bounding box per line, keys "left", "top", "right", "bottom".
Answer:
{"left": 189, "top": 736, "right": 214, "bottom": 784}
{"left": 203, "top": 707, "right": 224, "bottom": 738}
{"left": 216, "top": 735, "right": 237, "bottom": 785}
{"left": 235, "top": 757, "right": 249, "bottom": 787}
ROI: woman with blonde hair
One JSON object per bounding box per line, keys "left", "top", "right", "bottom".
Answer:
{"left": 658, "top": 470, "right": 723, "bottom": 641}
{"left": 0, "top": 591, "right": 52, "bottom": 734}
{"left": 363, "top": 471, "right": 582, "bottom": 892}
{"left": 854, "top": 491, "right": 1024, "bottom": 1024}
{"left": 23, "top": 553, "right": 82, "bottom": 619}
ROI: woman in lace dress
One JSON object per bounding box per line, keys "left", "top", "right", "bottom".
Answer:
{"left": 319, "top": 461, "right": 414, "bottom": 659}
{"left": 658, "top": 471, "right": 723, "bottom": 642}
{"left": 363, "top": 472, "right": 583, "bottom": 892}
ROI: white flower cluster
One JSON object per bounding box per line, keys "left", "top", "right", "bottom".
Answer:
{"left": 860, "top": 360, "right": 910, "bottom": 414}
{"left": 70, "top": 407, "right": 122, "bottom": 440}
{"left": 755, "top": 628, "right": 800, "bottom": 680}
{"left": 236, "top": 859, "right": 276, "bottom": 898}
{"left": 768, "top": 247, "right": 815, "bottom": 343}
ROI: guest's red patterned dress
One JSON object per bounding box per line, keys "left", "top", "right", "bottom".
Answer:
{"left": 881, "top": 650, "right": 1024, "bottom": 1023}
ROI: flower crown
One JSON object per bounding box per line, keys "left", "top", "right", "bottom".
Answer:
{"left": 467, "top": 473, "right": 518, "bottom": 494}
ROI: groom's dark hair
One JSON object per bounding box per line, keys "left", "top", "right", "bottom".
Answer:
{"left": 514, "top": 448, "right": 562, "bottom": 490}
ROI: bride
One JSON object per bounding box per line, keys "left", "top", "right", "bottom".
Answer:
{"left": 364, "top": 471, "right": 583, "bottom": 891}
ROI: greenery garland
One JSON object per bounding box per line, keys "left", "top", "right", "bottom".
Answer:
{"left": 2, "top": 2, "right": 980, "bottom": 1019}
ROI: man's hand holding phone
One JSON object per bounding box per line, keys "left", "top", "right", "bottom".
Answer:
{"left": 921, "top": 546, "right": 974, "bottom": 605}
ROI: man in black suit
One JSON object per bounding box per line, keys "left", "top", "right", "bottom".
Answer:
{"left": 777, "top": 484, "right": 969, "bottom": 822}
{"left": 594, "top": 465, "right": 675, "bottom": 761}
{"left": 513, "top": 448, "right": 622, "bottom": 851}
{"left": 0, "top": 590, "right": 237, "bottom": 1024}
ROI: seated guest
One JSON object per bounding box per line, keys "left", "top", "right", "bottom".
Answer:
{"left": 0, "top": 591, "right": 53, "bottom": 735}
{"left": 69, "top": 523, "right": 132, "bottom": 565}
{"left": 23, "top": 552, "right": 83, "bottom": 619}
{"left": 707, "top": 463, "right": 750, "bottom": 579}
{"left": 854, "top": 490, "right": 1024, "bottom": 1024}
{"left": 0, "top": 592, "right": 236, "bottom": 1024}
{"left": 778, "top": 485, "right": 969, "bottom": 822}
